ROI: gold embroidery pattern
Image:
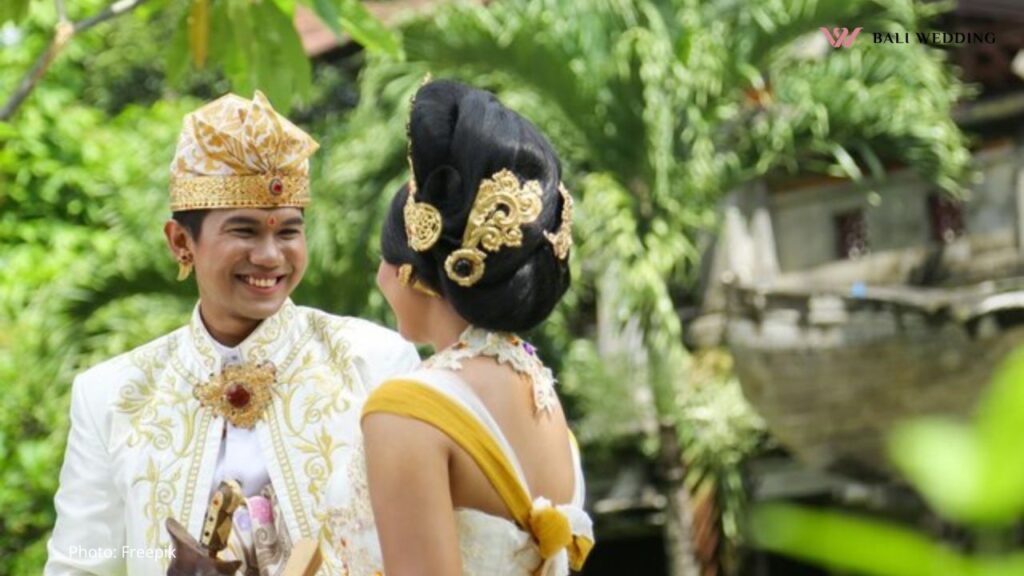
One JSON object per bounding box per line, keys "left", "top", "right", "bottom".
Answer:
{"left": 267, "top": 314, "right": 356, "bottom": 575}
{"left": 132, "top": 457, "right": 181, "bottom": 572}
{"left": 266, "top": 405, "right": 313, "bottom": 539}
{"left": 179, "top": 408, "right": 213, "bottom": 537}
{"left": 120, "top": 331, "right": 214, "bottom": 560}
{"left": 114, "top": 303, "right": 367, "bottom": 576}
{"left": 188, "top": 314, "right": 218, "bottom": 368}
{"left": 246, "top": 301, "right": 296, "bottom": 363}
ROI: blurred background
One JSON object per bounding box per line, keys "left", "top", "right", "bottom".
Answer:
{"left": 2, "top": 0, "right": 1024, "bottom": 574}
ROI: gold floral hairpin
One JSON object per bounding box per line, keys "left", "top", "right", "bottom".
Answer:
{"left": 544, "top": 183, "right": 574, "bottom": 260}
{"left": 443, "top": 169, "right": 544, "bottom": 287}
{"left": 403, "top": 74, "right": 443, "bottom": 252}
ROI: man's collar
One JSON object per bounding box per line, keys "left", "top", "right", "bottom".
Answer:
{"left": 187, "top": 299, "right": 298, "bottom": 371}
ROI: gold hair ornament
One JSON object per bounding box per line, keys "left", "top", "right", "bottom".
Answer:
{"left": 403, "top": 74, "right": 444, "bottom": 253}
{"left": 443, "top": 169, "right": 544, "bottom": 287}
{"left": 544, "top": 183, "right": 574, "bottom": 260}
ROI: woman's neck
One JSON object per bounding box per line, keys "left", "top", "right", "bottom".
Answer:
{"left": 426, "top": 306, "right": 470, "bottom": 353}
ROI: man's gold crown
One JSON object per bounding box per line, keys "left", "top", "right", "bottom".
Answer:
{"left": 169, "top": 91, "right": 319, "bottom": 212}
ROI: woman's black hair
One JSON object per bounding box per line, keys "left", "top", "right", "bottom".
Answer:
{"left": 380, "top": 80, "right": 572, "bottom": 333}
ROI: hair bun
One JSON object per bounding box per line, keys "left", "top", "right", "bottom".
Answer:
{"left": 380, "top": 80, "right": 571, "bottom": 332}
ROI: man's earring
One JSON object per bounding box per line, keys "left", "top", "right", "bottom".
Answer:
{"left": 177, "top": 252, "right": 194, "bottom": 282}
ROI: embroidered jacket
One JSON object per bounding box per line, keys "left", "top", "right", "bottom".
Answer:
{"left": 45, "top": 299, "right": 419, "bottom": 575}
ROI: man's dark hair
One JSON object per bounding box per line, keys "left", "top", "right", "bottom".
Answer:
{"left": 172, "top": 210, "right": 210, "bottom": 242}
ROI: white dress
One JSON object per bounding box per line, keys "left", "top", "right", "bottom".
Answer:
{"left": 329, "top": 368, "right": 594, "bottom": 576}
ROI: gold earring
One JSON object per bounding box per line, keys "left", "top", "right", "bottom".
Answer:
{"left": 398, "top": 263, "right": 440, "bottom": 298}
{"left": 398, "top": 263, "right": 414, "bottom": 287}
{"left": 177, "top": 253, "right": 193, "bottom": 281}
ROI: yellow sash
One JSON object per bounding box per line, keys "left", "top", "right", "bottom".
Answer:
{"left": 362, "top": 379, "right": 592, "bottom": 572}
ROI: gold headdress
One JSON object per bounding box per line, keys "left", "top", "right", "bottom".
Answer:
{"left": 401, "top": 78, "right": 573, "bottom": 288}
{"left": 443, "top": 169, "right": 543, "bottom": 286}
{"left": 169, "top": 90, "right": 319, "bottom": 211}
{"left": 403, "top": 75, "right": 443, "bottom": 252}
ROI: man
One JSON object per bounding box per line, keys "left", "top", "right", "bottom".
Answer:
{"left": 46, "top": 92, "right": 419, "bottom": 575}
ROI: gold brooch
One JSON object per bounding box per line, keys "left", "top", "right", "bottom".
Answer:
{"left": 194, "top": 361, "right": 276, "bottom": 429}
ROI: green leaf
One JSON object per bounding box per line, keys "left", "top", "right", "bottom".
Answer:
{"left": 888, "top": 347, "right": 1024, "bottom": 526}
{"left": 0, "top": 0, "right": 31, "bottom": 24}
{"left": 334, "top": 0, "right": 403, "bottom": 59}
{"left": 166, "top": 10, "right": 191, "bottom": 85}
{"left": 310, "top": 0, "right": 343, "bottom": 37}
{"left": 751, "top": 503, "right": 969, "bottom": 576}
{"left": 973, "top": 347, "right": 1024, "bottom": 518}
{"left": 188, "top": 0, "right": 211, "bottom": 68}
{"left": 217, "top": 0, "right": 257, "bottom": 95}
{"left": 270, "top": 0, "right": 297, "bottom": 16}
{"left": 888, "top": 418, "right": 989, "bottom": 523}
{"left": 248, "top": 0, "right": 312, "bottom": 111}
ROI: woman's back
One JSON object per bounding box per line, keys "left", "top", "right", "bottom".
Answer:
{"left": 448, "top": 357, "right": 576, "bottom": 517}
{"left": 365, "top": 78, "right": 593, "bottom": 576}
{"left": 361, "top": 365, "right": 592, "bottom": 576}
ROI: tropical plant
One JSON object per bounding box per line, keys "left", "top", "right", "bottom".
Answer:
{"left": 0, "top": 0, "right": 978, "bottom": 573}
{"left": 306, "top": 0, "right": 974, "bottom": 572}
{"left": 0, "top": 0, "right": 398, "bottom": 119}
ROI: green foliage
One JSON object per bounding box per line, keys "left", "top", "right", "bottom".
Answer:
{"left": 298, "top": 1, "right": 972, "bottom": 564}
{"left": 168, "top": 0, "right": 313, "bottom": 111}
{"left": 5, "top": 0, "right": 399, "bottom": 114}
{"left": 0, "top": 0, "right": 979, "bottom": 572}
{"left": 307, "top": 0, "right": 403, "bottom": 59}
{"left": 0, "top": 0, "right": 31, "bottom": 24}
{"left": 751, "top": 348, "right": 1024, "bottom": 575}
{"left": 888, "top": 347, "right": 1024, "bottom": 526}
{"left": 0, "top": 97, "right": 197, "bottom": 571}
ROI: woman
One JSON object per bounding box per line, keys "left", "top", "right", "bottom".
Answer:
{"left": 362, "top": 79, "right": 593, "bottom": 575}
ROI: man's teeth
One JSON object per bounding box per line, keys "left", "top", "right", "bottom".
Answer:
{"left": 243, "top": 276, "right": 278, "bottom": 288}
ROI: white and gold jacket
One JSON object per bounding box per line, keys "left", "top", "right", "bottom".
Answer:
{"left": 45, "top": 299, "right": 419, "bottom": 575}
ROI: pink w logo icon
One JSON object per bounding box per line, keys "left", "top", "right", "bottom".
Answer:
{"left": 820, "top": 27, "right": 862, "bottom": 49}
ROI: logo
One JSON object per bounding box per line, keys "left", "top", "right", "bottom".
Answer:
{"left": 820, "top": 27, "right": 862, "bottom": 49}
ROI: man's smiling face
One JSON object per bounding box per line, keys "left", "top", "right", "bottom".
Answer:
{"left": 176, "top": 207, "right": 308, "bottom": 337}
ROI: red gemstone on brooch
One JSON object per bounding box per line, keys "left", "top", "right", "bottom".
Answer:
{"left": 269, "top": 177, "right": 284, "bottom": 196}
{"left": 225, "top": 382, "right": 251, "bottom": 409}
